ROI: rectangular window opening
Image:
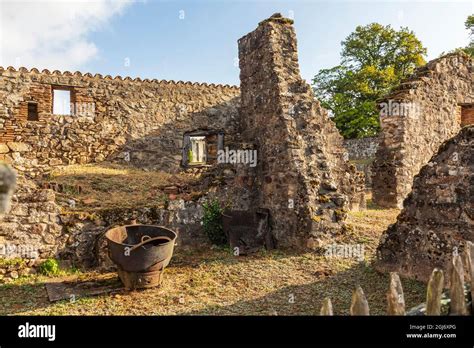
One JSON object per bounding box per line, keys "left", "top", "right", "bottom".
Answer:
{"left": 189, "top": 136, "right": 207, "bottom": 164}
{"left": 52, "top": 88, "right": 72, "bottom": 115}
{"left": 182, "top": 131, "right": 224, "bottom": 167}
{"left": 27, "top": 102, "right": 39, "bottom": 121}
{"left": 460, "top": 104, "right": 474, "bottom": 127}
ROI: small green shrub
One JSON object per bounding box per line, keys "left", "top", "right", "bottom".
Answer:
{"left": 38, "top": 258, "right": 61, "bottom": 276}
{"left": 202, "top": 199, "right": 226, "bottom": 245}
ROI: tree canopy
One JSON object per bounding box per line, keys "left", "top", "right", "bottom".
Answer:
{"left": 312, "top": 23, "right": 426, "bottom": 139}
{"left": 464, "top": 15, "right": 474, "bottom": 57}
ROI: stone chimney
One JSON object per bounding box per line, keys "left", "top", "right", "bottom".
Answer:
{"left": 238, "top": 13, "right": 365, "bottom": 248}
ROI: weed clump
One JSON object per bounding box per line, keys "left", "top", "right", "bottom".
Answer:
{"left": 202, "top": 199, "right": 226, "bottom": 245}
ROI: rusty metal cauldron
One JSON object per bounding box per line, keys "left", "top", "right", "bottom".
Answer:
{"left": 105, "top": 224, "right": 177, "bottom": 290}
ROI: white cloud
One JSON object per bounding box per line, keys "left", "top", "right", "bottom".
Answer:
{"left": 0, "top": 0, "right": 133, "bottom": 71}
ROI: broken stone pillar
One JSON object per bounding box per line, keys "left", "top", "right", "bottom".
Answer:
{"left": 376, "top": 125, "right": 474, "bottom": 283}
{"left": 238, "top": 13, "right": 365, "bottom": 248}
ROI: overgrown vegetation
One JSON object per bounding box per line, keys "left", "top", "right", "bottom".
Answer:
{"left": 0, "top": 257, "right": 27, "bottom": 268}
{"left": 202, "top": 199, "right": 226, "bottom": 245}
{"left": 38, "top": 258, "right": 61, "bottom": 276}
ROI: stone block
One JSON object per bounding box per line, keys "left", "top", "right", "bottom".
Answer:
{"left": 0, "top": 144, "right": 10, "bottom": 154}
{"left": 7, "top": 142, "right": 30, "bottom": 152}
{"left": 10, "top": 203, "right": 29, "bottom": 216}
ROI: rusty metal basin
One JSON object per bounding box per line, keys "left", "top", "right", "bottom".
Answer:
{"left": 105, "top": 224, "right": 177, "bottom": 289}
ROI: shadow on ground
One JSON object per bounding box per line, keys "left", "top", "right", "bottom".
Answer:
{"left": 180, "top": 261, "right": 426, "bottom": 316}
{"left": 0, "top": 259, "right": 426, "bottom": 316}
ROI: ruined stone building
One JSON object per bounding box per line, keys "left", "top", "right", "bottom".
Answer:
{"left": 372, "top": 52, "right": 474, "bottom": 284}
{"left": 0, "top": 14, "right": 364, "bottom": 264}
{"left": 0, "top": 67, "right": 240, "bottom": 176}
{"left": 376, "top": 125, "right": 474, "bottom": 283}
{"left": 372, "top": 53, "right": 474, "bottom": 208}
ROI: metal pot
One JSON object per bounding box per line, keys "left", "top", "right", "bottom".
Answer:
{"left": 105, "top": 224, "right": 177, "bottom": 273}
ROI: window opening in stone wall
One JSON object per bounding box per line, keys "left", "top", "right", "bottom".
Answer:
{"left": 27, "top": 102, "right": 39, "bottom": 121}
{"left": 52, "top": 88, "right": 71, "bottom": 115}
{"left": 182, "top": 131, "right": 224, "bottom": 167}
{"left": 189, "top": 136, "right": 207, "bottom": 164}
{"left": 460, "top": 104, "right": 474, "bottom": 126}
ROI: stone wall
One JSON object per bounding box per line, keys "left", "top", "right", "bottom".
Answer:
{"left": 372, "top": 53, "right": 474, "bottom": 208}
{"left": 0, "top": 67, "right": 240, "bottom": 176}
{"left": 0, "top": 14, "right": 369, "bottom": 266}
{"left": 60, "top": 198, "right": 207, "bottom": 269}
{"left": 0, "top": 188, "right": 208, "bottom": 273}
{"left": 238, "top": 13, "right": 365, "bottom": 248}
{"left": 0, "top": 68, "right": 240, "bottom": 267}
{"left": 0, "top": 176, "right": 63, "bottom": 261}
{"left": 343, "top": 137, "right": 379, "bottom": 188}
{"left": 343, "top": 137, "right": 379, "bottom": 161}
{"left": 375, "top": 125, "right": 474, "bottom": 283}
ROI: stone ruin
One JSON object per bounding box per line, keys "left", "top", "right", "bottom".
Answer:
{"left": 376, "top": 125, "right": 474, "bottom": 283}
{"left": 371, "top": 52, "right": 474, "bottom": 284}
{"left": 0, "top": 11, "right": 471, "bottom": 286}
{"left": 0, "top": 67, "right": 240, "bottom": 176}
{"left": 0, "top": 176, "right": 63, "bottom": 260}
{"left": 372, "top": 52, "right": 474, "bottom": 208}
{"left": 0, "top": 13, "right": 365, "bottom": 268}
{"left": 343, "top": 136, "right": 379, "bottom": 188}
{"left": 238, "top": 14, "right": 365, "bottom": 248}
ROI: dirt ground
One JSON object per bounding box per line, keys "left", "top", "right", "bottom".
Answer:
{"left": 43, "top": 163, "right": 200, "bottom": 212}
{"left": 0, "top": 204, "right": 427, "bottom": 316}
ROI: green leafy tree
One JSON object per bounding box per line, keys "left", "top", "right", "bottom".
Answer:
{"left": 464, "top": 15, "right": 474, "bottom": 57}
{"left": 312, "top": 23, "right": 426, "bottom": 139}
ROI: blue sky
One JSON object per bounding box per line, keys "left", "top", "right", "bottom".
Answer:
{"left": 1, "top": 0, "right": 472, "bottom": 85}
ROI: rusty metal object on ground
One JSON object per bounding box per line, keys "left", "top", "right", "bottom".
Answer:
{"left": 222, "top": 208, "right": 274, "bottom": 254}
{"left": 105, "top": 224, "right": 177, "bottom": 290}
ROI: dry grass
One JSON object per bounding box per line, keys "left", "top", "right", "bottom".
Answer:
{"left": 44, "top": 163, "right": 198, "bottom": 211}
{"left": 0, "top": 203, "right": 426, "bottom": 316}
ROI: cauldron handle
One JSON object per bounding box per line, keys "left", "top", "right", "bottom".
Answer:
{"left": 128, "top": 236, "right": 172, "bottom": 252}
{"left": 141, "top": 235, "right": 152, "bottom": 243}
